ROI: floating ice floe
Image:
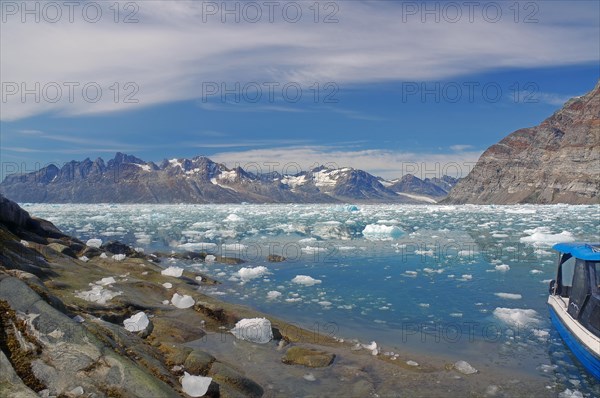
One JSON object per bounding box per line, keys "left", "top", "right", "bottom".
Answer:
{"left": 205, "top": 255, "right": 216, "bottom": 262}
{"left": 181, "top": 372, "right": 212, "bottom": 397}
{"left": 171, "top": 293, "right": 195, "bottom": 309}
{"left": 177, "top": 242, "right": 217, "bottom": 251}
{"left": 558, "top": 389, "right": 584, "bottom": 398}
{"left": 493, "top": 307, "right": 540, "bottom": 327}
{"left": 222, "top": 243, "right": 247, "bottom": 251}
{"left": 237, "top": 266, "right": 270, "bottom": 282}
{"left": 495, "top": 264, "right": 510, "bottom": 272}
{"left": 454, "top": 360, "right": 478, "bottom": 374}
{"left": 123, "top": 312, "right": 150, "bottom": 332}
{"left": 86, "top": 238, "right": 102, "bottom": 248}
{"left": 161, "top": 266, "right": 184, "bottom": 277}
{"left": 494, "top": 293, "right": 522, "bottom": 300}
{"left": 292, "top": 275, "right": 322, "bottom": 286}
{"left": 224, "top": 214, "right": 244, "bottom": 222}
{"left": 112, "top": 254, "right": 126, "bottom": 261}
{"left": 266, "top": 291, "right": 282, "bottom": 300}
{"left": 230, "top": 318, "right": 273, "bottom": 344}
{"left": 362, "top": 224, "right": 404, "bottom": 240}
{"left": 520, "top": 227, "right": 575, "bottom": 247}
{"left": 460, "top": 274, "right": 473, "bottom": 281}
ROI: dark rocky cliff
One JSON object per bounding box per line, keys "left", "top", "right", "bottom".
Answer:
{"left": 445, "top": 80, "right": 600, "bottom": 204}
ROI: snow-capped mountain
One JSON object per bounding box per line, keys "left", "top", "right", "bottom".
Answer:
{"left": 0, "top": 153, "right": 455, "bottom": 204}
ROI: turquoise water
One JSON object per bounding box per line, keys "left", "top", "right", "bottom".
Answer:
{"left": 23, "top": 203, "right": 600, "bottom": 395}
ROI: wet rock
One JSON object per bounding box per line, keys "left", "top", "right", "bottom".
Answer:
{"left": 281, "top": 346, "right": 335, "bottom": 368}
{"left": 78, "top": 246, "right": 102, "bottom": 258}
{"left": 184, "top": 349, "right": 216, "bottom": 375}
{"left": 208, "top": 362, "right": 263, "bottom": 398}
{"left": 267, "top": 254, "right": 286, "bottom": 263}
{"left": 159, "top": 343, "right": 192, "bottom": 366}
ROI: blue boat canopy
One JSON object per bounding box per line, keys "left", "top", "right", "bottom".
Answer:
{"left": 553, "top": 242, "right": 600, "bottom": 261}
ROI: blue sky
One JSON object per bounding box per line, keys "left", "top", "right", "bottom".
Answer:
{"left": 1, "top": 1, "right": 599, "bottom": 179}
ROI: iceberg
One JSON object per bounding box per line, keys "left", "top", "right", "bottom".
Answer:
{"left": 520, "top": 227, "right": 575, "bottom": 247}
{"left": 237, "top": 266, "right": 270, "bottom": 282}
{"left": 123, "top": 312, "right": 150, "bottom": 332}
{"left": 493, "top": 307, "right": 540, "bottom": 327}
{"left": 494, "top": 293, "right": 522, "bottom": 300}
{"left": 181, "top": 372, "right": 212, "bottom": 397}
{"left": 362, "top": 224, "right": 403, "bottom": 240}
{"left": 266, "top": 291, "right": 282, "bottom": 299}
{"left": 230, "top": 318, "right": 273, "bottom": 344}
{"left": 291, "top": 275, "right": 322, "bottom": 286}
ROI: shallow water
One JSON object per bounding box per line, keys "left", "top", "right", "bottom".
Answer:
{"left": 22, "top": 203, "right": 600, "bottom": 396}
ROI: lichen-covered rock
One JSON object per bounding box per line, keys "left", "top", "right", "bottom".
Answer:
{"left": 208, "top": 362, "right": 263, "bottom": 398}
{"left": 184, "top": 349, "right": 216, "bottom": 375}
{"left": 281, "top": 346, "right": 335, "bottom": 368}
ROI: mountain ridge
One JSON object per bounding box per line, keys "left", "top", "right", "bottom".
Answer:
{"left": 0, "top": 153, "right": 457, "bottom": 204}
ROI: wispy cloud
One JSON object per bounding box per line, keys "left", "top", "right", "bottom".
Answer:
{"left": 1, "top": 1, "right": 597, "bottom": 120}
{"left": 210, "top": 145, "right": 483, "bottom": 179}
{"left": 450, "top": 144, "right": 474, "bottom": 152}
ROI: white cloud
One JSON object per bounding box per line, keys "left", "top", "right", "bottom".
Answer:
{"left": 209, "top": 146, "right": 483, "bottom": 179}
{"left": 1, "top": 1, "right": 597, "bottom": 120}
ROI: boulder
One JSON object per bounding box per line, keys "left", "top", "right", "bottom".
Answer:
{"left": 282, "top": 346, "right": 335, "bottom": 368}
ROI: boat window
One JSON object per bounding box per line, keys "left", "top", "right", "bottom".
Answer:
{"left": 594, "top": 262, "right": 600, "bottom": 292}
{"left": 567, "top": 259, "right": 590, "bottom": 319}
{"left": 560, "top": 256, "right": 576, "bottom": 287}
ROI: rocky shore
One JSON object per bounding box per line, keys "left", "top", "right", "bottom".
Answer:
{"left": 0, "top": 194, "right": 557, "bottom": 397}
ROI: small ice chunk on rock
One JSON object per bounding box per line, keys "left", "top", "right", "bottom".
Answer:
{"left": 454, "top": 360, "right": 478, "bottom": 375}
{"left": 230, "top": 318, "right": 273, "bottom": 344}
{"left": 86, "top": 238, "right": 102, "bottom": 248}
{"left": 362, "top": 224, "right": 404, "bottom": 240}
{"left": 161, "top": 266, "right": 184, "bottom": 277}
{"left": 181, "top": 372, "right": 212, "bottom": 397}
{"left": 162, "top": 282, "right": 173, "bottom": 289}
{"left": 292, "top": 275, "right": 322, "bottom": 286}
{"left": 99, "top": 253, "right": 108, "bottom": 259}
{"left": 68, "top": 386, "right": 84, "bottom": 396}
{"left": 406, "top": 360, "right": 419, "bottom": 367}
{"left": 123, "top": 312, "right": 150, "bottom": 332}
{"left": 112, "top": 254, "right": 126, "bottom": 261}
{"left": 171, "top": 293, "right": 195, "bottom": 309}
{"left": 78, "top": 256, "right": 89, "bottom": 262}
{"left": 303, "top": 373, "right": 316, "bottom": 381}
{"left": 20, "top": 240, "right": 29, "bottom": 247}
{"left": 96, "top": 277, "right": 116, "bottom": 286}
{"left": 75, "top": 285, "right": 121, "bottom": 304}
